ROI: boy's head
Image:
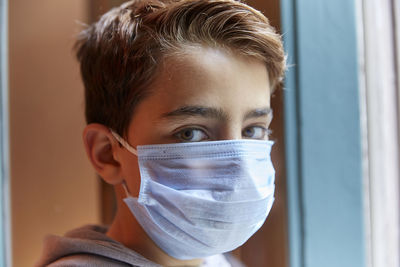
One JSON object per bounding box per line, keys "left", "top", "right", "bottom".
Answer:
{"left": 78, "top": 1, "right": 285, "bottom": 264}
{"left": 76, "top": 0, "right": 285, "bottom": 137}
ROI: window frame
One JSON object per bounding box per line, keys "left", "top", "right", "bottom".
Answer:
{"left": 0, "top": 0, "right": 11, "bottom": 266}
{"left": 281, "top": 1, "right": 366, "bottom": 266}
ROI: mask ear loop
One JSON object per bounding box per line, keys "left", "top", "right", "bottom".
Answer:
{"left": 109, "top": 129, "right": 138, "bottom": 198}
{"left": 109, "top": 129, "right": 138, "bottom": 156}
{"left": 121, "top": 180, "right": 134, "bottom": 198}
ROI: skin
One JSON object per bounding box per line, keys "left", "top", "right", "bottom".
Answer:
{"left": 83, "top": 46, "right": 273, "bottom": 266}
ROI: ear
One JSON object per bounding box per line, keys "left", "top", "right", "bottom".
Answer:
{"left": 83, "top": 123, "right": 123, "bottom": 185}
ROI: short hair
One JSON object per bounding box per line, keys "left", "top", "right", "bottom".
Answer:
{"left": 75, "top": 0, "right": 286, "bottom": 136}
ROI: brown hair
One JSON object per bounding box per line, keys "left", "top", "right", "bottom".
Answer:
{"left": 75, "top": 0, "right": 286, "bottom": 136}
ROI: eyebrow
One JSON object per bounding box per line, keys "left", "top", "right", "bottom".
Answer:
{"left": 161, "top": 105, "right": 272, "bottom": 121}
{"left": 244, "top": 107, "right": 273, "bottom": 120}
{"left": 162, "top": 106, "right": 228, "bottom": 120}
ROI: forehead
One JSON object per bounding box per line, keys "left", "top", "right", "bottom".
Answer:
{"left": 130, "top": 46, "right": 271, "bottom": 124}
{"left": 153, "top": 47, "right": 270, "bottom": 106}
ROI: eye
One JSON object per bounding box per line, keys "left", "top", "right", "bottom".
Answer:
{"left": 242, "top": 126, "right": 271, "bottom": 140}
{"left": 174, "top": 128, "right": 209, "bottom": 142}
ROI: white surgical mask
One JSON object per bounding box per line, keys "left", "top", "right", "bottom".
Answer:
{"left": 111, "top": 130, "right": 275, "bottom": 260}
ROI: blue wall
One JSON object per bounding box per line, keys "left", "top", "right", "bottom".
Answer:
{"left": 281, "top": 1, "right": 365, "bottom": 267}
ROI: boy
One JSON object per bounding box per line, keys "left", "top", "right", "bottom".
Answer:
{"left": 36, "top": 0, "right": 285, "bottom": 266}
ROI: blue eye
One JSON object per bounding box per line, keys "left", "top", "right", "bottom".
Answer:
{"left": 175, "top": 128, "right": 209, "bottom": 142}
{"left": 242, "top": 126, "right": 271, "bottom": 140}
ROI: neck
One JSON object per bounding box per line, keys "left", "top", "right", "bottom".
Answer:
{"left": 106, "top": 190, "right": 203, "bottom": 267}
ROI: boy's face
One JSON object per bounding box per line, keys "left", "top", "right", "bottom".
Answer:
{"left": 116, "top": 46, "right": 272, "bottom": 196}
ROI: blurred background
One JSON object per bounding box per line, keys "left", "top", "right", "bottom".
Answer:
{"left": 1, "top": 0, "right": 399, "bottom": 267}
{"left": 8, "top": 1, "right": 98, "bottom": 267}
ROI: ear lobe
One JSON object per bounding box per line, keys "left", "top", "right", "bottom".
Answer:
{"left": 83, "top": 123, "right": 123, "bottom": 185}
